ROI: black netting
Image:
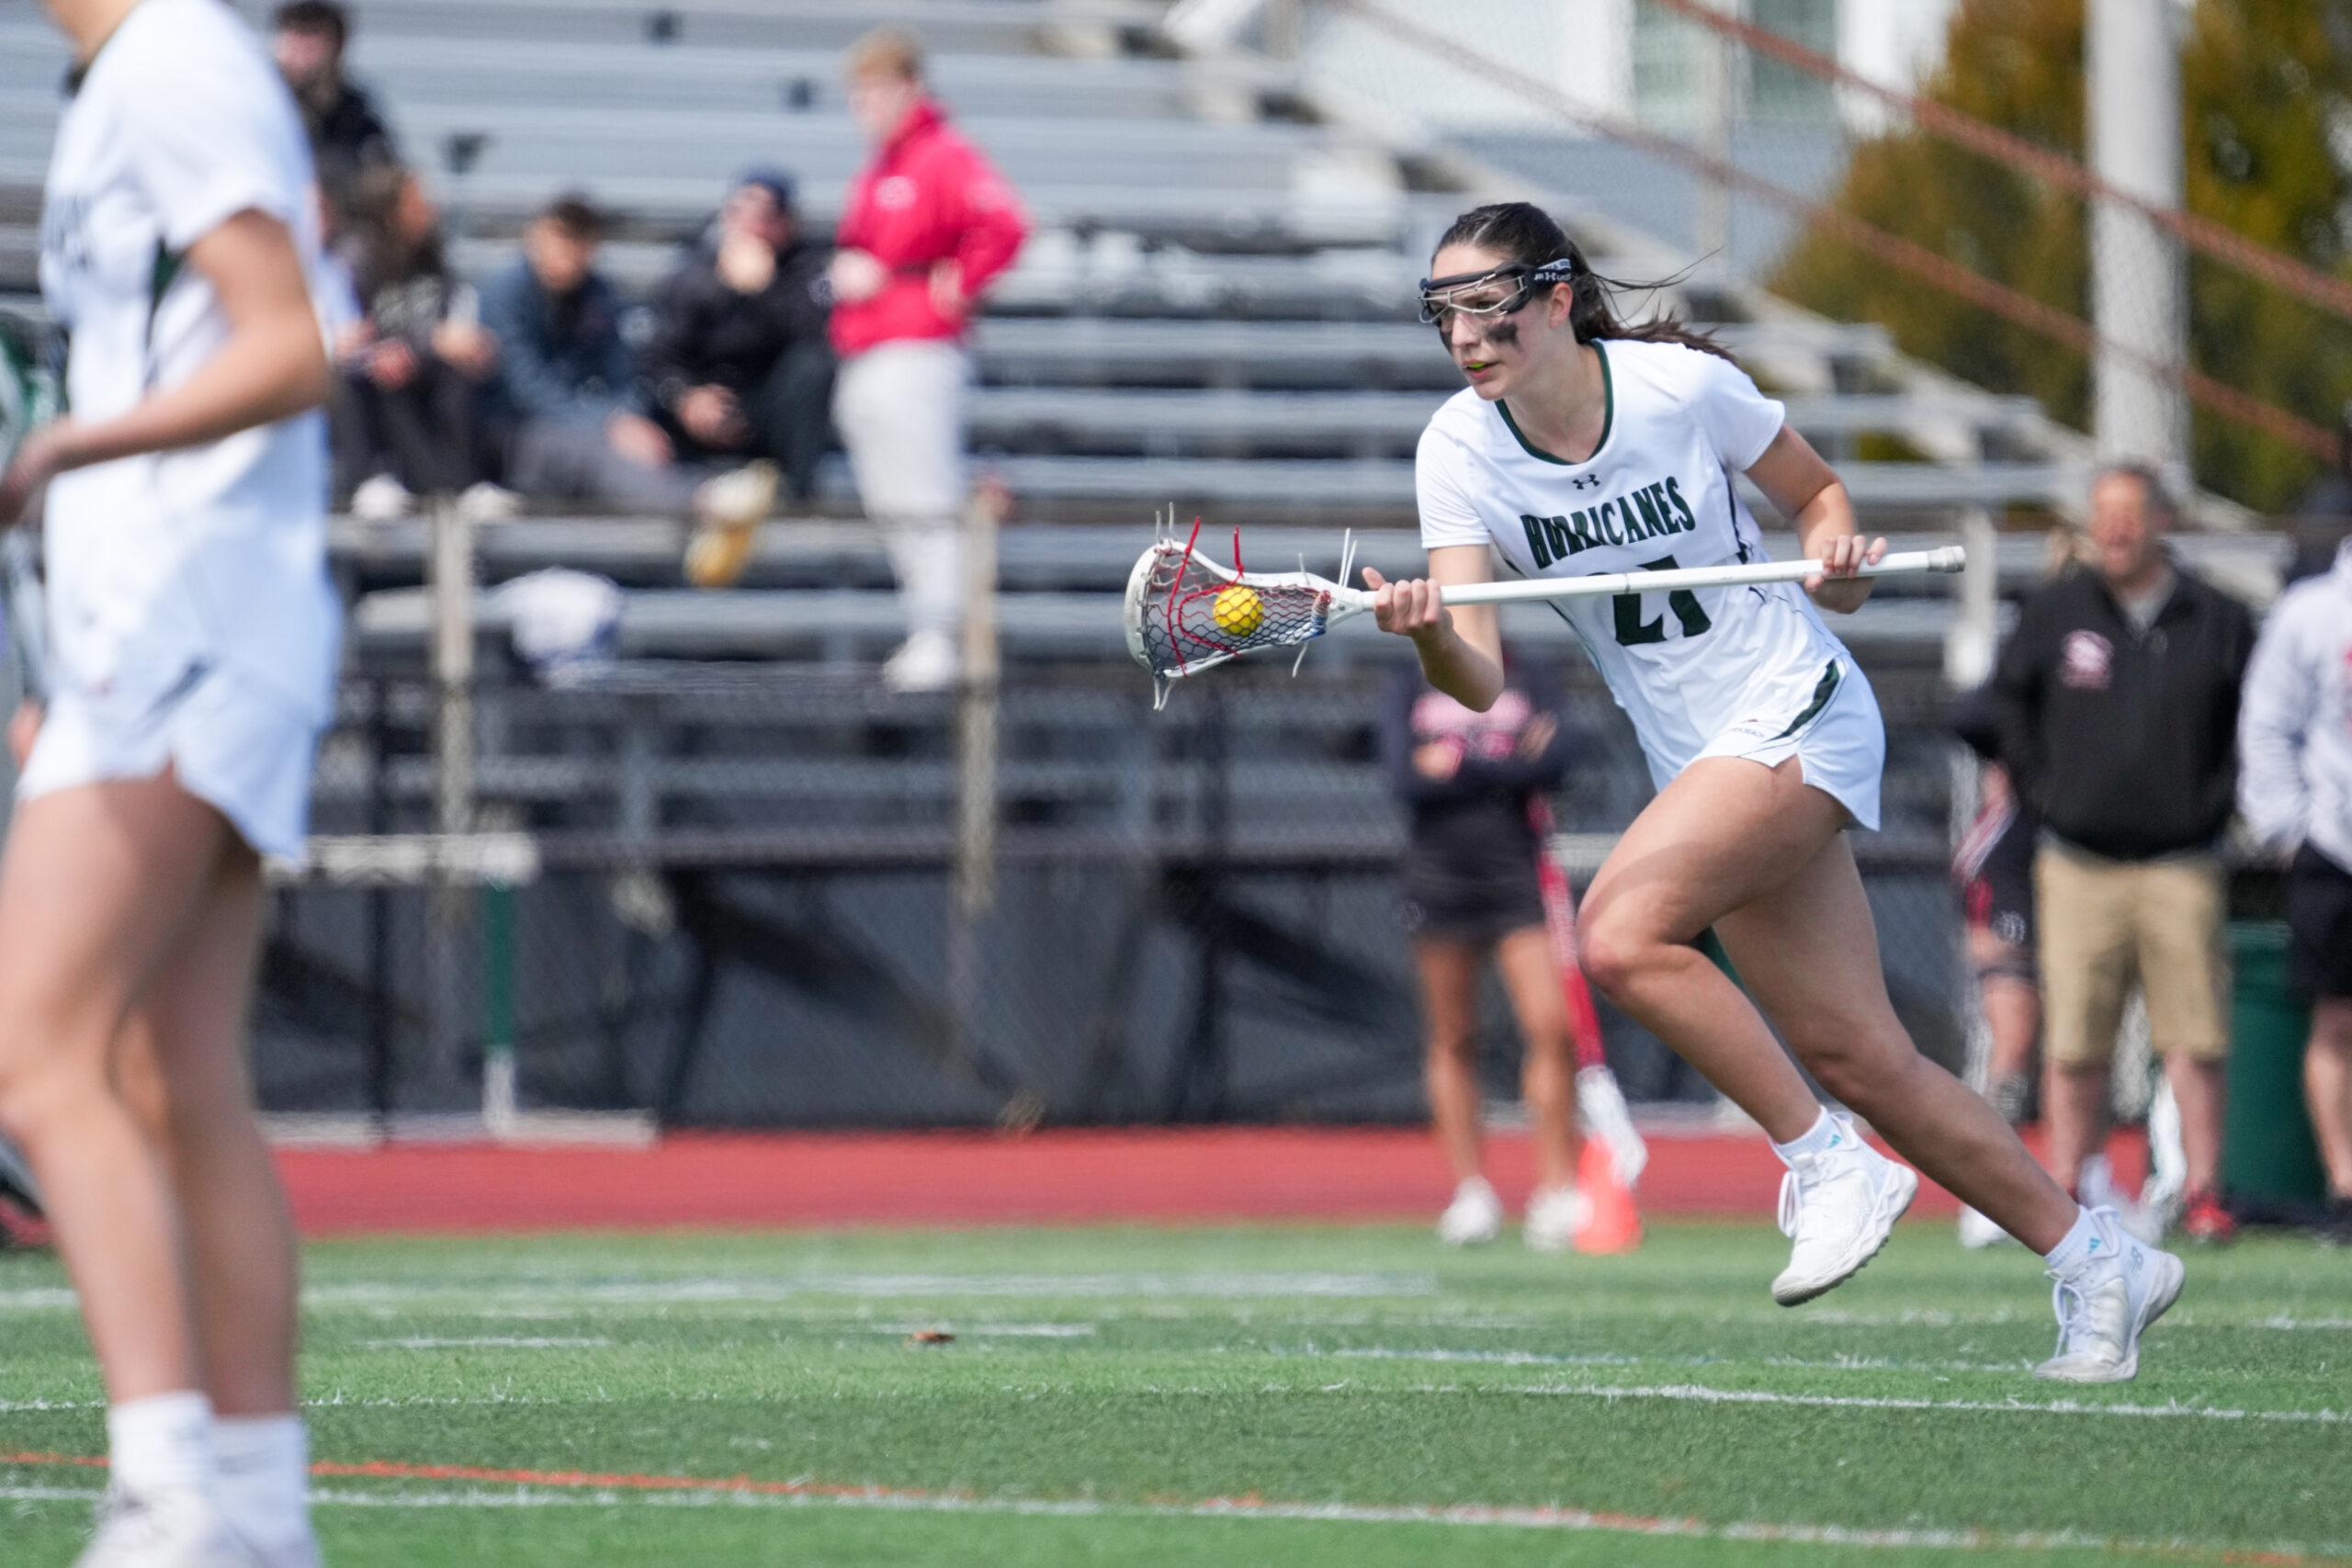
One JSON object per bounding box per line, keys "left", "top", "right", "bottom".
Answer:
{"left": 1129, "top": 540, "right": 1334, "bottom": 681}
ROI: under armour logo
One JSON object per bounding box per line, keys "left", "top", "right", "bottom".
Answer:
{"left": 1568, "top": 474, "right": 1600, "bottom": 491}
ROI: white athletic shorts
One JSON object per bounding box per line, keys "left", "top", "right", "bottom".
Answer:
{"left": 17, "top": 662, "right": 324, "bottom": 863}
{"left": 1685, "top": 656, "right": 1884, "bottom": 831}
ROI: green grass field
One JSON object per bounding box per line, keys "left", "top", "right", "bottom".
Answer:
{"left": 2, "top": 1221, "right": 2348, "bottom": 1565}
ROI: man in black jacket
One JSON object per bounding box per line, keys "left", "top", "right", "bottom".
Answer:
{"left": 643, "top": 171, "right": 835, "bottom": 521}
{"left": 271, "top": 0, "right": 397, "bottom": 216}
{"left": 1991, "top": 464, "right": 2256, "bottom": 1244}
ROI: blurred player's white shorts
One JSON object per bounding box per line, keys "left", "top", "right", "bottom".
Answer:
{"left": 1689, "top": 659, "right": 1884, "bottom": 831}
{"left": 18, "top": 663, "right": 323, "bottom": 863}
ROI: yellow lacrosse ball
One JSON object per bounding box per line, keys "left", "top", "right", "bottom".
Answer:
{"left": 1212, "top": 585, "right": 1264, "bottom": 638}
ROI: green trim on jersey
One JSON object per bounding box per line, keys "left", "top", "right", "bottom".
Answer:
{"left": 1771, "top": 660, "right": 1843, "bottom": 740}
{"left": 1497, "top": 341, "right": 1612, "bottom": 467}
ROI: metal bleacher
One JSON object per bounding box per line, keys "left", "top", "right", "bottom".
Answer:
{"left": 0, "top": 0, "right": 2216, "bottom": 1120}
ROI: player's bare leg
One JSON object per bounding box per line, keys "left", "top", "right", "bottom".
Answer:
{"left": 1713, "top": 817, "right": 2076, "bottom": 1253}
{"left": 1493, "top": 926, "right": 1579, "bottom": 1193}
{"left": 1417, "top": 940, "right": 1486, "bottom": 1186}
{"left": 1417, "top": 939, "right": 1501, "bottom": 1245}
{"left": 124, "top": 846, "right": 297, "bottom": 1414}
{"left": 121, "top": 838, "right": 315, "bottom": 1562}
{"left": 2307, "top": 999, "right": 2352, "bottom": 1202}
{"left": 0, "top": 778, "right": 240, "bottom": 1400}
{"left": 1575, "top": 760, "right": 1832, "bottom": 1145}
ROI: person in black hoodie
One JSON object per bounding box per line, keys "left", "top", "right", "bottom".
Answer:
{"left": 641, "top": 170, "right": 834, "bottom": 511}
{"left": 1990, "top": 464, "right": 2256, "bottom": 1243}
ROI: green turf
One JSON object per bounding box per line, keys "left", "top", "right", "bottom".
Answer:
{"left": 2, "top": 1221, "right": 2348, "bottom": 1565}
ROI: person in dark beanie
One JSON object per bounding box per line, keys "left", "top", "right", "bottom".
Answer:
{"left": 270, "top": 0, "right": 396, "bottom": 213}
{"left": 1991, "top": 464, "right": 2256, "bottom": 1244}
{"left": 643, "top": 168, "right": 833, "bottom": 583}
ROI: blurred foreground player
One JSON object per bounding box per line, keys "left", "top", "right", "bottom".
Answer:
{"left": 2240, "top": 533, "right": 2352, "bottom": 1231}
{"left": 1371, "top": 201, "right": 2181, "bottom": 1382}
{"left": 1385, "top": 653, "right": 1639, "bottom": 1253}
{"left": 0, "top": 0, "right": 341, "bottom": 1559}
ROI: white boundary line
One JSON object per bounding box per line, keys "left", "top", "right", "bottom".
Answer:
{"left": 2, "top": 1480, "right": 2344, "bottom": 1562}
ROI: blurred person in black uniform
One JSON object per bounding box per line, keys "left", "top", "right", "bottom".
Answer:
{"left": 642, "top": 170, "right": 834, "bottom": 509}
{"left": 1385, "top": 651, "right": 1592, "bottom": 1252}
{"left": 481, "top": 194, "right": 775, "bottom": 532}
{"left": 331, "top": 164, "right": 500, "bottom": 517}
{"left": 270, "top": 0, "right": 396, "bottom": 215}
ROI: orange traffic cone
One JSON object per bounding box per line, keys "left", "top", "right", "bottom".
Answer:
{"left": 1573, "top": 1136, "right": 1643, "bottom": 1255}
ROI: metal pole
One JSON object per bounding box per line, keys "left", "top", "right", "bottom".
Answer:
{"left": 2086, "top": 0, "right": 2186, "bottom": 478}
{"left": 950, "top": 478, "right": 1008, "bottom": 1109}
{"left": 426, "top": 500, "right": 485, "bottom": 1120}
{"left": 1694, "top": 0, "right": 1735, "bottom": 275}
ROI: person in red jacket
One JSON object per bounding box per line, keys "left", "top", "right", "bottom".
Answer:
{"left": 831, "top": 26, "right": 1028, "bottom": 691}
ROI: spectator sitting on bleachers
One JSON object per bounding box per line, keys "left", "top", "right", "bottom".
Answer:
{"left": 642, "top": 170, "right": 834, "bottom": 519}
{"left": 332, "top": 164, "right": 501, "bottom": 519}
{"left": 482, "top": 195, "right": 777, "bottom": 536}
{"left": 271, "top": 0, "right": 396, "bottom": 218}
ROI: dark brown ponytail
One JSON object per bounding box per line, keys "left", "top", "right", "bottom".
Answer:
{"left": 1433, "top": 202, "right": 1733, "bottom": 363}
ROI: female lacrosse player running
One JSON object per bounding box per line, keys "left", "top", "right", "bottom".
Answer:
{"left": 0, "top": 0, "right": 340, "bottom": 1559}
{"left": 1369, "top": 202, "right": 2181, "bottom": 1383}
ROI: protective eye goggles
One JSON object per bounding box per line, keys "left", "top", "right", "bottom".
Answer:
{"left": 1416, "top": 258, "right": 1580, "bottom": 326}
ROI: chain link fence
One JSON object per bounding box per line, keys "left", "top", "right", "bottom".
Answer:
{"left": 250, "top": 646, "right": 1975, "bottom": 1129}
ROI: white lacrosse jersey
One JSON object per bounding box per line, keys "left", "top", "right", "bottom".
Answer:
{"left": 38, "top": 0, "right": 338, "bottom": 724}
{"left": 1418, "top": 337, "right": 1862, "bottom": 790}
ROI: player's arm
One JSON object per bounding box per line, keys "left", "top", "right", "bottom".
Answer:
{"left": 1745, "top": 424, "right": 1884, "bottom": 614}
{"left": 1363, "top": 544, "right": 1505, "bottom": 712}
{"left": 0, "top": 209, "right": 326, "bottom": 524}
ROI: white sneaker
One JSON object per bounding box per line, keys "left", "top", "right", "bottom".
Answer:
{"left": 882, "top": 628, "right": 961, "bottom": 694}
{"left": 1522, "top": 1184, "right": 1590, "bottom": 1253}
{"left": 1436, "top": 1177, "right": 1502, "bottom": 1247}
{"left": 349, "top": 472, "right": 413, "bottom": 522}
{"left": 1770, "top": 1117, "right": 1918, "bottom": 1305}
{"left": 2033, "top": 1207, "right": 2185, "bottom": 1383}
{"left": 75, "top": 1485, "right": 254, "bottom": 1567}
{"left": 458, "top": 479, "right": 522, "bottom": 522}
{"left": 1957, "top": 1204, "right": 2015, "bottom": 1249}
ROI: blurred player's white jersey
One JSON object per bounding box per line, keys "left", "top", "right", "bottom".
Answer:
{"left": 1417, "top": 338, "right": 1867, "bottom": 807}
{"left": 37, "top": 0, "right": 337, "bottom": 727}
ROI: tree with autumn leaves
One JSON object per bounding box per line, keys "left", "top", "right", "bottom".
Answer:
{"left": 1772, "top": 0, "right": 2352, "bottom": 512}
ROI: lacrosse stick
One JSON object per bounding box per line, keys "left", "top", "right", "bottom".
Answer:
{"left": 1528, "top": 795, "right": 1646, "bottom": 1191}
{"left": 1125, "top": 519, "right": 1964, "bottom": 701}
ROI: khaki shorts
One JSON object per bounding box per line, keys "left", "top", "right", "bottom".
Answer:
{"left": 2035, "top": 844, "right": 2230, "bottom": 1066}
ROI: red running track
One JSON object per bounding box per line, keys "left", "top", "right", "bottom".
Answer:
{"left": 267, "top": 1126, "right": 2143, "bottom": 1236}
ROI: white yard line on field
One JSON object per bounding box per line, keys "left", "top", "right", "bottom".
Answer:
{"left": 0, "top": 1477, "right": 2342, "bottom": 1562}
{"left": 1513, "top": 1379, "right": 2352, "bottom": 1423}
{"left": 358, "top": 1337, "right": 615, "bottom": 1350}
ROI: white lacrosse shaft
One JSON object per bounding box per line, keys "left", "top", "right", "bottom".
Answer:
{"left": 1330, "top": 545, "right": 1966, "bottom": 611}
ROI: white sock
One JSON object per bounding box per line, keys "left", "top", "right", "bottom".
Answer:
{"left": 1771, "top": 1108, "right": 1848, "bottom": 1165}
{"left": 215, "top": 1415, "right": 311, "bottom": 1550}
{"left": 107, "top": 1391, "right": 215, "bottom": 1499}
{"left": 2041, "top": 1204, "right": 2109, "bottom": 1278}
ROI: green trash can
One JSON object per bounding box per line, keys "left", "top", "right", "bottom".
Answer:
{"left": 2222, "top": 921, "right": 2327, "bottom": 1205}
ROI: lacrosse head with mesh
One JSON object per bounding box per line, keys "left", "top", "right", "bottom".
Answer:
{"left": 1124, "top": 519, "right": 1367, "bottom": 705}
